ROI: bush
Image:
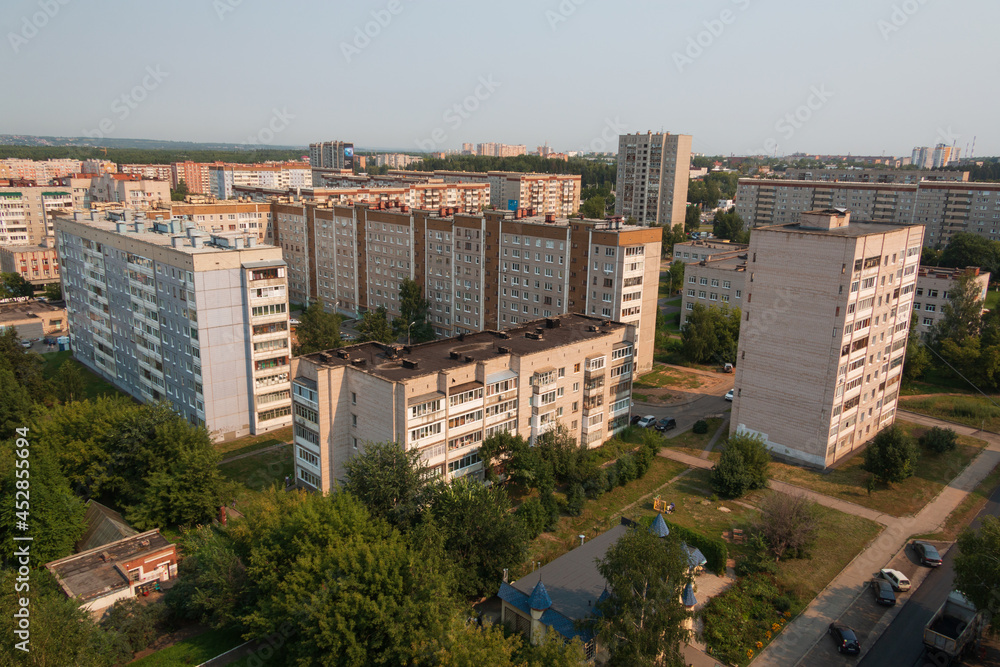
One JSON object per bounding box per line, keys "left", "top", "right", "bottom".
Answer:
{"left": 540, "top": 489, "right": 560, "bottom": 532}
{"left": 774, "top": 595, "right": 793, "bottom": 613}
{"left": 711, "top": 432, "right": 771, "bottom": 498}
{"left": 751, "top": 493, "right": 819, "bottom": 561}
{"left": 516, "top": 498, "right": 548, "bottom": 539}
{"left": 663, "top": 519, "right": 728, "bottom": 574}
{"left": 606, "top": 466, "right": 619, "bottom": 490}
{"left": 566, "top": 483, "right": 585, "bottom": 517}
{"left": 864, "top": 424, "right": 919, "bottom": 485}
{"left": 582, "top": 468, "right": 607, "bottom": 499}
{"left": 615, "top": 454, "right": 637, "bottom": 486}
{"left": 734, "top": 532, "right": 778, "bottom": 577}
{"left": 920, "top": 426, "right": 958, "bottom": 454}
{"left": 700, "top": 573, "right": 789, "bottom": 666}
{"left": 693, "top": 419, "right": 709, "bottom": 434}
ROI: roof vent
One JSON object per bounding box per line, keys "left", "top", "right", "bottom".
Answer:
{"left": 546, "top": 318, "right": 560, "bottom": 328}
{"left": 497, "top": 346, "right": 511, "bottom": 354}
{"left": 352, "top": 358, "right": 367, "bottom": 367}
{"left": 402, "top": 359, "right": 419, "bottom": 369}
{"left": 450, "top": 351, "right": 461, "bottom": 360}
{"left": 463, "top": 355, "right": 474, "bottom": 363}
{"left": 588, "top": 325, "right": 599, "bottom": 332}
{"left": 526, "top": 332, "right": 543, "bottom": 340}
{"left": 337, "top": 350, "right": 350, "bottom": 359}
{"left": 497, "top": 331, "right": 510, "bottom": 339}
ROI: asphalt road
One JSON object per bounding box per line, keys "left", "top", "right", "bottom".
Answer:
{"left": 859, "top": 482, "right": 1000, "bottom": 667}
{"left": 632, "top": 387, "right": 733, "bottom": 438}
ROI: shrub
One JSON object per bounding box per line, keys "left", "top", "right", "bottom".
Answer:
{"left": 711, "top": 432, "right": 771, "bottom": 498}
{"left": 750, "top": 493, "right": 819, "bottom": 561}
{"left": 734, "top": 532, "right": 778, "bottom": 577}
{"left": 582, "top": 468, "right": 607, "bottom": 499}
{"left": 516, "top": 497, "right": 548, "bottom": 539}
{"left": 540, "top": 489, "right": 560, "bottom": 532}
{"left": 606, "top": 466, "right": 619, "bottom": 490}
{"left": 700, "top": 573, "right": 788, "bottom": 666}
{"left": 920, "top": 426, "right": 958, "bottom": 454}
{"left": 616, "top": 454, "right": 637, "bottom": 486}
{"left": 663, "top": 519, "right": 728, "bottom": 574}
{"left": 566, "top": 483, "right": 585, "bottom": 517}
{"left": 693, "top": 419, "right": 709, "bottom": 434}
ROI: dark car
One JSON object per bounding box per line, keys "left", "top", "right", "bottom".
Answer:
{"left": 655, "top": 417, "right": 677, "bottom": 432}
{"left": 869, "top": 577, "right": 896, "bottom": 606}
{"left": 828, "top": 623, "right": 861, "bottom": 655}
{"left": 911, "top": 540, "right": 943, "bottom": 567}
{"left": 630, "top": 415, "right": 642, "bottom": 426}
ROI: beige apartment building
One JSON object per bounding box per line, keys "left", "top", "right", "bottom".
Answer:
{"left": 0, "top": 186, "right": 73, "bottom": 246}
{"left": 488, "top": 173, "right": 581, "bottom": 217}
{"left": 615, "top": 131, "right": 692, "bottom": 228}
{"left": 55, "top": 213, "right": 292, "bottom": 441}
{"left": 0, "top": 158, "right": 82, "bottom": 183}
{"left": 289, "top": 314, "right": 637, "bottom": 491}
{"left": 172, "top": 161, "right": 214, "bottom": 194}
{"left": 913, "top": 266, "right": 990, "bottom": 337}
{"left": 119, "top": 164, "right": 174, "bottom": 182}
{"left": 87, "top": 174, "right": 170, "bottom": 209}
{"left": 672, "top": 239, "right": 748, "bottom": 263}
{"left": 0, "top": 237, "right": 59, "bottom": 284}
{"left": 731, "top": 209, "right": 924, "bottom": 468}
{"left": 209, "top": 162, "right": 312, "bottom": 199}
{"left": 735, "top": 178, "right": 1000, "bottom": 247}
{"left": 166, "top": 201, "right": 275, "bottom": 244}
{"left": 772, "top": 168, "right": 968, "bottom": 184}
{"left": 680, "top": 251, "right": 747, "bottom": 325}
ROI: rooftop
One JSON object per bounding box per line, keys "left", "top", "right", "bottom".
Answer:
{"left": 918, "top": 265, "right": 988, "bottom": 280}
{"left": 0, "top": 299, "right": 65, "bottom": 323}
{"left": 299, "top": 314, "right": 630, "bottom": 383}
{"left": 761, "top": 219, "right": 917, "bottom": 238}
{"left": 76, "top": 500, "right": 137, "bottom": 553}
{"left": 692, "top": 250, "right": 748, "bottom": 271}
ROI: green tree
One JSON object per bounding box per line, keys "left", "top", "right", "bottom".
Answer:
{"left": 295, "top": 298, "right": 343, "bottom": 355}
{"left": 681, "top": 303, "right": 741, "bottom": 364}
{"left": 954, "top": 516, "right": 1000, "bottom": 635}
{"left": 863, "top": 424, "right": 919, "bottom": 485}
{"left": 661, "top": 224, "right": 688, "bottom": 257}
{"left": 750, "top": 493, "right": 818, "bottom": 561}
{"left": 0, "top": 272, "right": 33, "bottom": 298}
{"left": 0, "top": 328, "right": 50, "bottom": 400}
{"left": 479, "top": 430, "right": 530, "bottom": 484}
{"left": 919, "top": 426, "right": 958, "bottom": 454}
{"left": 712, "top": 210, "right": 745, "bottom": 242}
{"left": 42, "top": 281, "right": 62, "bottom": 301}
{"left": 593, "top": 527, "right": 690, "bottom": 667}
{"left": 357, "top": 306, "right": 397, "bottom": 344}
{"left": 429, "top": 477, "right": 528, "bottom": 597}
{"left": 170, "top": 179, "right": 190, "bottom": 201}
{"left": 902, "top": 314, "right": 931, "bottom": 382}
{"left": 343, "top": 440, "right": 430, "bottom": 527}
{"left": 711, "top": 432, "right": 770, "bottom": 498}
{"left": 684, "top": 205, "right": 701, "bottom": 233}
{"left": 580, "top": 195, "right": 607, "bottom": 219}
{"left": 665, "top": 260, "right": 685, "bottom": 296}
{"left": 392, "top": 278, "right": 435, "bottom": 343}
{"left": 933, "top": 271, "right": 986, "bottom": 346}
{"left": 0, "top": 366, "right": 34, "bottom": 440}
{"left": 164, "top": 525, "right": 250, "bottom": 629}
{"left": 55, "top": 358, "right": 86, "bottom": 403}
{"left": 921, "top": 246, "right": 942, "bottom": 267}
{"left": 939, "top": 233, "right": 1000, "bottom": 276}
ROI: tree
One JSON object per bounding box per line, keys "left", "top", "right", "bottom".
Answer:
{"left": 0, "top": 328, "right": 50, "bottom": 401}
{"left": 42, "top": 281, "right": 62, "bottom": 301}
{"left": 170, "top": 179, "right": 189, "bottom": 201}
{"left": 921, "top": 246, "right": 942, "bottom": 267}
{"left": 357, "top": 306, "right": 397, "bottom": 344}
{"left": 684, "top": 205, "right": 701, "bottom": 233}
{"left": 343, "top": 440, "right": 430, "bottom": 527}
{"left": 919, "top": 426, "right": 958, "bottom": 454}
{"left": 55, "top": 358, "right": 85, "bottom": 403}
{"left": 661, "top": 224, "right": 688, "bottom": 257}
{"left": 0, "top": 272, "right": 33, "bottom": 298}
{"left": 750, "top": 493, "right": 819, "bottom": 561}
{"left": 712, "top": 210, "right": 746, "bottom": 242}
{"left": 939, "top": 233, "right": 1000, "bottom": 276}
{"left": 580, "top": 195, "right": 607, "bottom": 219}
{"left": 0, "top": 366, "right": 34, "bottom": 441}
{"left": 681, "top": 303, "right": 741, "bottom": 364}
{"left": 295, "top": 298, "right": 343, "bottom": 355}
{"left": 593, "top": 526, "right": 690, "bottom": 667}
{"left": 954, "top": 516, "right": 1000, "bottom": 635}
{"left": 902, "top": 314, "right": 931, "bottom": 382}
{"left": 711, "top": 432, "right": 770, "bottom": 498}
{"left": 665, "top": 260, "right": 685, "bottom": 296}
{"left": 933, "top": 271, "right": 986, "bottom": 346}
{"left": 479, "top": 431, "right": 530, "bottom": 484}
{"left": 164, "top": 525, "right": 251, "bottom": 629}
{"left": 392, "top": 278, "right": 435, "bottom": 343}
{"left": 863, "top": 424, "right": 919, "bottom": 485}
{"left": 429, "top": 477, "right": 528, "bottom": 597}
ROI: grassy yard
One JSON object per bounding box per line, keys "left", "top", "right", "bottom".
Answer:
{"left": 218, "top": 443, "right": 293, "bottom": 491}
{"left": 634, "top": 364, "right": 704, "bottom": 390}
{"left": 40, "top": 351, "right": 125, "bottom": 400}
{"left": 662, "top": 417, "right": 724, "bottom": 459}
{"left": 916, "top": 459, "right": 1000, "bottom": 541}
{"left": 215, "top": 425, "right": 292, "bottom": 458}
{"left": 769, "top": 422, "right": 987, "bottom": 517}
{"left": 899, "top": 393, "right": 1000, "bottom": 432}
{"left": 985, "top": 289, "right": 1000, "bottom": 312}
{"left": 131, "top": 627, "right": 245, "bottom": 667}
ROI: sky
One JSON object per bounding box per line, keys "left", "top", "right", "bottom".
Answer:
{"left": 2, "top": 0, "right": 998, "bottom": 157}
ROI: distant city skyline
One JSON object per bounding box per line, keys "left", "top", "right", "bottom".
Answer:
{"left": 1, "top": 0, "right": 997, "bottom": 157}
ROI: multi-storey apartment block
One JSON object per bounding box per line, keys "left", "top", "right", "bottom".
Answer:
{"left": 731, "top": 210, "right": 924, "bottom": 468}
{"left": 735, "top": 178, "right": 1000, "bottom": 247}
{"left": 0, "top": 237, "right": 59, "bottom": 284}
{"left": 166, "top": 201, "right": 275, "bottom": 244}
{"left": 87, "top": 174, "right": 170, "bottom": 209}
{"left": 118, "top": 164, "right": 174, "bottom": 182}
{"left": 913, "top": 266, "right": 990, "bottom": 337}
{"left": 209, "top": 162, "right": 312, "bottom": 199}
{"left": 680, "top": 251, "right": 747, "bottom": 325}
{"left": 289, "top": 314, "right": 637, "bottom": 491}
{"left": 771, "top": 168, "right": 968, "bottom": 184}
{"left": 309, "top": 141, "right": 354, "bottom": 171}
{"left": 55, "top": 213, "right": 292, "bottom": 441}
{"left": 0, "top": 158, "right": 82, "bottom": 183}
{"left": 489, "top": 173, "right": 581, "bottom": 217}
{"left": 171, "top": 161, "right": 213, "bottom": 194}
{"left": 671, "top": 239, "right": 748, "bottom": 263}
{"left": 615, "top": 131, "right": 692, "bottom": 228}
{"left": 0, "top": 186, "right": 73, "bottom": 245}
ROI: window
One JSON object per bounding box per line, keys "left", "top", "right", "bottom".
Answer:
{"left": 448, "top": 450, "right": 481, "bottom": 474}
{"left": 448, "top": 409, "right": 483, "bottom": 429}
{"left": 448, "top": 430, "right": 483, "bottom": 451}
{"left": 297, "top": 447, "right": 320, "bottom": 467}
{"left": 410, "top": 422, "right": 443, "bottom": 441}
{"left": 925, "top": 304, "right": 936, "bottom": 312}
{"left": 449, "top": 387, "right": 484, "bottom": 407}
{"left": 411, "top": 398, "right": 442, "bottom": 418}
{"left": 258, "top": 405, "right": 291, "bottom": 422}
{"left": 923, "top": 317, "right": 934, "bottom": 326}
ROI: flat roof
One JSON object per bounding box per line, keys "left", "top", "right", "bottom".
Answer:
{"left": 759, "top": 220, "right": 918, "bottom": 238}
{"left": 694, "top": 251, "right": 748, "bottom": 271}
{"left": 299, "top": 314, "right": 629, "bottom": 383}
{"left": 0, "top": 299, "right": 65, "bottom": 322}
{"left": 55, "top": 216, "right": 277, "bottom": 255}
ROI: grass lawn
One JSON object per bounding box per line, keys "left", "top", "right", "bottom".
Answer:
{"left": 634, "top": 364, "right": 704, "bottom": 390}
{"left": 515, "top": 456, "right": 688, "bottom": 578}
{"left": 985, "top": 289, "right": 1000, "bottom": 312}
{"left": 636, "top": 467, "right": 753, "bottom": 541}
{"left": 40, "top": 351, "right": 125, "bottom": 400}
{"left": 662, "top": 417, "right": 724, "bottom": 459}
{"left": 769, "top": 421, "right": 987, "bottom": 517}
{"left": 219, "top": 443, "right": 293, "bottom": 491}
{"left": 915, "top": 459, "right": 1000, "bottom": 541}
{"left": 899, "top": 393, "right": 1000, "bottom": 432}
{"left": 215, "top": 425, "right": 292, "bottom": 458}
{"left": 900, "top": 365, "right": 977, "bottom": 396}
{"left": 131, "top": 627, "right": 245, "bottom": 667}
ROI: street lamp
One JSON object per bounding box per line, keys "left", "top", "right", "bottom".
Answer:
{"left": 406, "top": 320, "right": 416, "bottom": 346}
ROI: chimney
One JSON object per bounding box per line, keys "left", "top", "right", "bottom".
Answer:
{"left": 115, "top": 222, "right": 127, "bottom": 234}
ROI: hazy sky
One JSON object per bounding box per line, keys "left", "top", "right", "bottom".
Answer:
{"left": 2, "top": 0, "right": 997, "bottom": 157}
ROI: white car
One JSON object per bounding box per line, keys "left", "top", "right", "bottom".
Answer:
{"left": 880, "top": 568, "right": 911, "bottom": 592}
{"left": 636, "top": 415, "right": 657, "bottom": 429}
{"left": 19, "top": 340, "right": 32, "bottom": 349}
{"left": 725, "top": 389, "right": 734, "bottom": 401}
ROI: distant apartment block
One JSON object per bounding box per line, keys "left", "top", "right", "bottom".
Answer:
{"left": 771, "top": 168, "right": 968, "bottom": 184}
{"left": 0, "top": 237, "right": 59, "bottom": 284}
{"left": 372, "top": 153, "right": 423, "bottom": 169}
{"left": 171, "top": 161, "right": 213, "bottom": 194}
{"left": 0, "top": 186, "right": 73, "bottom": 245}
{"left": 476, "top": 143, "right": 526, "bottom": 157}
{"left": 913, "top": 266, "right": 990, "bottom": 337}
{"left": 118, "top": 164, "right": 173, "bottom": 182}
{"left": 680, "top": 251, "right": 747, "bottom": 325}
{"left": 731, "top": 210, "right": 924, "bottom": 468}
{"left": 735, "top": 178, "right": 1000, "bottom": 247}
{"left": 290, "top": 314, "right": 638, "bottom": 491}
{"left": 166, "top": 201, "right": 275, "bottom": 244}
{"left": 488, "top": 173, "right": 581, "bottom": 217}
{"left": 309, "top": 141, "right": 354, "bottom": 170}
{"left": 0, "top": 158, "right": 82, "bottom": 184}
{"left": 671, "top": 239, "right": 748, "bottom": 263}
{"left": 209, "top": 162, "right": 311, "bottom": 199}
{"left": 55, "top": 213, "right": 292, "bottom": 441}
{"left": 615, "top": 131, "right": 692, "bottom": 228}
{"left": 87, "top": 174, "right": 170, "bottom": 209}
{"left": 913, "top": 145, "right": 962, "bottom": 170}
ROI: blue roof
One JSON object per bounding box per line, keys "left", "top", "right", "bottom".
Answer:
{"left": 497, "top": 581, "right": 592, "bottom": 641}
{"left": 682, "top": 582, "right": 697, "bottom": 607}
{"left": 498, "top": 581, "right": 531, "bottom": 616}
{"left": 529, "top": 580, "right": 552, "bottom": 611}
{"left": 683, "top": 544, "right": 707, "bottom": 569}
{"left": 650, "top": 513, "right": 670, "bottom": 538}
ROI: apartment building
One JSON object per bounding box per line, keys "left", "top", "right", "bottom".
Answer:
{"left": 167, "top": 201, "right": 275, "bottom": 244}
{"left": 731, "top": 210, "right": 924, "bottom": 468}
{"left": 55, "top": 213, "right": 292, "bottom": 441}
{"left": 0, "top": 186, "right": 73, "bottom": 246}
{"left": 87, "top": 174, "right": 170, "bottom": 209}
{"left": 615, "top": 131, "right": 692, "bottom": 228}
{"left": 772, "top": 168, "right": 968, "bottom": 184}
{"left": 672, "top": 239, "right": 748, "bottom": 263}
{"left": 489, "top": 173, "right": 581, "bottom": 217}
{"left": 289, "top": 314, "right": 637, "bottom": 491}
{"left": 679, "top": 251, "right": 747, "bottom": 325}
{"left": 271, "top": 204, "right": 661, "bottom": 372}
{"left": 913, "top": 266, "right": 990, "bottom": 337}
{"left": 735, "top": 178, "right": 1000, "bottom": 247}
{"left": 309, "top": 141, "right": 354, "bottom": 170}
{"left": 171, "top": 161, "right": 213, "bottom": 194}
{"left": 209, "top": 162, "right": 312, "bottom": 199}
{"left": 0, "top": 158, "right": 82, "bottom": 183}
{"left": 119, "top": 164, "right": 174, "bottom": 182}
{"left": 0, "top": 237, "right": 59, "bottom": 284}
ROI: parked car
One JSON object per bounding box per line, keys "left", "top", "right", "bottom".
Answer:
{"left": 289, "top": 318, "right": 301, "bottom": 326}
{"left": 722, "top": 363, "right": 734, "bottom": 373}
{"left": 828, "top": 623, "right": 861, "bottom": 655}
{"left": 880, "top": 568, "right": 911, "bottom": 592}
{"left": 655, "top": 417, "right": 677, "bottom": 432}
{"left": 636, "top": 415, "right": 657, "bottom": 429}
{"left": 630, "top": 415, "right": 642, "bottom": 426}
{"left": 725, "top": 389, "right": 734, "bottom": 402}
{"left": 19, "top": 340, "right": 32, "bottom": 349}
{"left": 912, "top": 541, "right": 943, "bottom": 567}
{"left": 870, "top": 577, "right": 896, "bottom": 606}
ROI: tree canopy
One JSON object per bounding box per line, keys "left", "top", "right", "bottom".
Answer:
{"left": 712, "top": 210, "right": 749, "bottom": 243}
{"left": 863, "top": 425, "right": 919, "bottom": 485}
{"left": 681, "top": 303, "right": 741, "bottom": 364}
{"left": 711, "top": 431, "right": 770, "bottom": 498}
{"left": 938, "top": 233, "right": 1000, "bottom": 275}
{"left": 0, "top": 272, "right": 33, "bottom": 299}
{"left": 343, "top": 440, "right": 431, "bottom": 528}
{"left": 954, "top": 516, "right": 1000, "bottom": 635}
{"left": 357, "top": 306, "right": 397, "bottom": 344}
{"left": 295, "top": 298, "right": 343, "bottom": 355}
{"left": 392, "top": 278, "right": 435, "bottom": 343}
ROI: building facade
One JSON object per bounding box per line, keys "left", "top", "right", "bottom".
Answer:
{"left": 771, "top": 168, "right": 968, "bottom": 184}
{"left": 913, "top": 266, "right": 990, "bottom": 337}
{"left": 309, "top": 141, "right": 354, "bottom": 171}
{"left": 55, "top": 214, "right": 293, "bottom": 441}
{"left": 209, "top": 162, "right": 312, "bottom": 199}
{"left": 289, "top": 314, "right": 637, "bottom": 491}
{"left": 731, "top": 210, "right": 924, "bottom": 468}
{"left": 0, "top": 238, "right": 59, "bottom": 284}
{"left": 87, "top": 174, "right": 170, "bottom": 209}
{"left": 615, "top": 131, "right": 692, "bottom": 228}
{"left": 0, "top": 186, "right": 73, "bottom": 246}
